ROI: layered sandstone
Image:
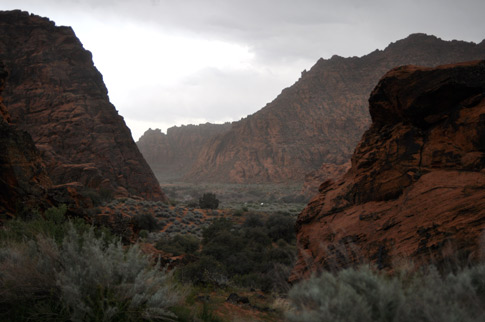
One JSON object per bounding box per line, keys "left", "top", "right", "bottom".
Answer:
{"left": 137, "top": 123, "right": 231, "bottom": 182}
{"left": 0, "top": 10, "right": 165, "bottom": 201}
{"left": 291, "top": 60, "right": 485, "bottom": 281}
{"left": 182, "top": 34, "right": 485, "bottom": 184}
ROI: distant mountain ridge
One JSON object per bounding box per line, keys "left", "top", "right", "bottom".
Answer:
{"left": 139, "top": 33, "right": 485, "bottom": 186}
{"left": 137, "top": 123, "right": 232, "bottom": 182}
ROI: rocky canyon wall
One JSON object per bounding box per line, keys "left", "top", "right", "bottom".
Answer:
{"left": 0, "top": 10, "right": 165, "bottom": 201}
{"left": 291, "top": 60, "right": 485, "bottom": 281}
{"left": 177, "top": 34, "right": 485, "bottom": 185}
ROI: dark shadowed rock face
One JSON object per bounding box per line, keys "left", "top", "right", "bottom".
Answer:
{"left": 0, "top": 61, "right": 52, "bottom": 217}
{"left": 137, "top": 123, "right": 232, "bottom": 182}
{"left": 182, "top": 34, "right": 485, "bottom": 184}
{"left": 291, "top": 60, "right": 485, "bottom": 282}
{"left": 0, "top": 10, "right": 165, "bottom": 201}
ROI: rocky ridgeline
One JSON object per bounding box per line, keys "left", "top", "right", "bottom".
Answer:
{"left": 137, "top": 123, "right": 231, "bottom": 182}
{"left": 140, "top": 34, "right": 485, "bottom": 188}
{"left": 0, "top": 10, "right": 165, "bottom": 201}
{"left": 291, "top": 60, "right": 485, "bottom": 281}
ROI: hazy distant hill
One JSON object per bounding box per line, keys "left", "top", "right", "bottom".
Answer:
{"left": 140, "top": 34, "right": 485, "bottom": 185}
{"left": 137, "top": 123, "right": 232, "bottom": 182}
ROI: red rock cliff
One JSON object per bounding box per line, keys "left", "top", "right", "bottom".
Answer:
{"left": 137, "top": 123, "right": 231, "bottom": 182}
{"left": 0, "top": 10, "right": 165, "bottom": 201}
{"left": 183, "top": 34, "right": 485, "bottom": 184}
{"left": 0, "top": 61, "right": 52, "bottom": 217}
{"left": 291, "top": 60, "right": 485, "bottom": 281}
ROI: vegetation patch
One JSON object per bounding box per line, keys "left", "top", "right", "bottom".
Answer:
{"left": 0, "top": 206, "right": 181, "bottom": 321}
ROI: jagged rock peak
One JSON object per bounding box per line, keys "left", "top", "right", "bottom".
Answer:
{"left": 0, "top": 10, "right": 166, "bottom": 201}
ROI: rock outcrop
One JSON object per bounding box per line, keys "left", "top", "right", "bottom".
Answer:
{"left": 300, "top": 161, "right": 351, "bottom": 198}
{"left": 291, "top": 60, "right": 485, "bottom": 281}
{"left": 137, "top": 123, "right": 231, "bottom": 182}
{"left": 0, "top": 10, "right": 165, "bottom": 201}
{"left": 0, "top": 62, "right": 52, "bottom": 218}
{"left": 180, "top": 34, "right": 485, "bottom": 184}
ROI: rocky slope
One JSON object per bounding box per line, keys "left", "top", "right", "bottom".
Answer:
{"left": 291, "top": 60, "right": 485, "bottom": 281}
{"left": 180, "top": 34, "right": 485, "bottom": 184}
{"left": 0, "top": 10, "right": 165, "bottom": 201}
{"left": 0, "top": 62, "right": 52, "bottom": 218}
{"left": 137, "top": 123, "right": 231, "bottom": 182}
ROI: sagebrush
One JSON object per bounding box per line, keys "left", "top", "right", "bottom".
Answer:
{"left": 0, "top": 207, "right": 180, "bottom": 321}
{"left": 287, "top": 265, "right": 485, "bottom": 322}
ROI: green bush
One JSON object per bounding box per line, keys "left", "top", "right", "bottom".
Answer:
{"left": 265, "top": 213, "right": 295, "bottom": 243}
{"left": 199, "top": 193, "right": 219, "bottom": 209}
{"left": 0, "top": 225, "right": 180, "bottom": 321}
{"left": 178, "top": 256, "right": 228, "bottom": 286}
{"left": 179, "top": 216, "right": 296, "bottom": 292}
{"left": 156, "top": 234, "right": 200, "bottom": 256}
{"left": 0, "top": 205, "right": 96, "bottom": 245}
{"left": 186, "top": 200, "right": 199, "bottom": 208}
{"left": 201, "top": 218, "right": 233, "bottom": 244}
{"left": 131, "top": 213, "right": 160, "bottom": 232}
{"left": 242, "top": 213, "right": 264, "bottom": 228}
{"left": 287, "top": 265, "right": 485, "bottom": 322}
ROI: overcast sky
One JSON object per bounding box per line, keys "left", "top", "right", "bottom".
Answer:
{"left": 2, "top": 0, "right": 485, "bottom": 140}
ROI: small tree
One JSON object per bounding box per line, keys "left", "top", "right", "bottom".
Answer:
{"left": 199, "top": 193, "right": 219, "bottom": 209}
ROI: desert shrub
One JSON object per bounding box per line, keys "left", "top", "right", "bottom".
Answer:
{"left": 243, "top": 213, "right": 264, "bottom": 228}
{"left": 178, "top": 217, "right": 296, "bottom": 292}
{"left": 131, "top": 213, "right": 160, "bottom": 232}
{"left": 265, "top": 212, "right": 295, "bottom": 243}
{"left": 57, "top": 228, "right": 180, "bottom": 321}
{"left": 201, "top": 218, "right": 233, "bottom": 244}
{"left": 286, "top": 265, "right": 485, "bottom": 322}
{"left": 199, "top": 193, "right": 219, "bottom": 209}
{"left": 0, "top": 225, "right": 180, "bottom": 321}
{"left": 186, "top": 200, "right": 199, "bottom": 208}
{"left": 178, "top": 256, "right": 229, "bottom": 286}
{"left": 139, "top": 229, "right": 149, "bottom": 239}
{"left": 0, "top": 205, "right": 99, "bottom": 245}
{"left": 156, "top": 234, "right": 200, "bottom": 256}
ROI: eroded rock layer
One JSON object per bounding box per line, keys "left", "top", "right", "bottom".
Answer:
{"left": 291, "top": 60, "right": 485, "bottom": 281}
{"left": 184, "top": 34, "right": 485, "bottom": 184}
{"left": 0, "top": 10, "right": 165, "bottom": 201}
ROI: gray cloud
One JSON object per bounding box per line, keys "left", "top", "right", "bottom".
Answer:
{"left": 2, "top": 0, "right": 485, "bottom": 140}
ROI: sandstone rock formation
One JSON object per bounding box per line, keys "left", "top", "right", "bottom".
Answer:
{"left": 291, "top": 60, "right": 485, "bottom": 281}
{"left": 137, "top": 123, "right": 231, "bottom": 182}
{"left": 300, "top": 161, "right": 351, "bottom": 198}
{"left": 0, "top": 10, "right": 165, "bottom": 201}
{"left": 0, "top": 61, "right": 52, "bottom": 218}
{"left": 179, "top": 34, "right": 485, "bottom": 184}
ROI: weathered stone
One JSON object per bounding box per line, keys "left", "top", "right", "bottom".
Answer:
{"left": 0, "top": 10, "right": 165, "bottom": 201}
{"left": 291, "top": 61, "right": 485, "bottom": 282}
{"left": 0, "top": 61, "right": 52, "bottom": 217}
